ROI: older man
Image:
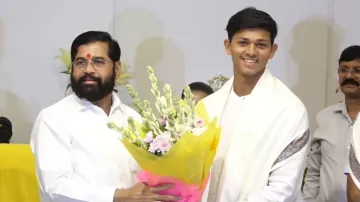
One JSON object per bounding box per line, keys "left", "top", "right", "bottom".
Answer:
{"left": 303, "top": 45, "right": 360, "bottom": 202}
{"left": 30, "top": 31, "right": 179, "bottom": 202}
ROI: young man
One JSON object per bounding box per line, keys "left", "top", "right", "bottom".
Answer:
{"left": 30, "top": 31, "right": 179, "bottom": 202}
{"left": 303, "top": 45, "right": 360, "bottom": 202}
{"left": 181, "top": 82, "right": 214, "bottom": 104}
{"left": 200, "top": 7, "right": 309, "bottom": 201}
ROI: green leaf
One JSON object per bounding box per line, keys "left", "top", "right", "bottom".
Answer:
{"left": 64, "top": 83, "right": 71, "bottom": 96}
{"left": 60, "top": 70, "right": 70, "bottom": 74}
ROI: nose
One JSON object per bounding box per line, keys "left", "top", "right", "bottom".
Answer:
{"left": 84, "top": 61, "right": 95, "bottom": 73}
{"left": 345, "top": 70, "right": 355, "bottom": 78}
{"left": 245, "top": 44, "right": 257, "bottom": 56}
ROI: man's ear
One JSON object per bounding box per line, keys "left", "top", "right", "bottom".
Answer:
{"left": 269, "top": 43, "right": 278, "bottom": 59}
{"left": 115, "top": 61, "right": 121, "bottom": 78}
{"left": 224, "top": 39, "right": 231, "bottom": 55}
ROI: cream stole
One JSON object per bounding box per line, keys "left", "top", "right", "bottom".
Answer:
{"left": 201, "top": 69, "right": 303, "bottom": 201}
{"left": 350, "top": 115, "right": 360, "bottom": 188}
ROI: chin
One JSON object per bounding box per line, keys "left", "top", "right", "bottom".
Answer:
{"left": 240, "top": 68, "right": 264, "bottom": 77}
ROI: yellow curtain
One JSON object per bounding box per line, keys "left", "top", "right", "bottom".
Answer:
{"left": 0, "top": 144, "right": 40, "bottom": 202}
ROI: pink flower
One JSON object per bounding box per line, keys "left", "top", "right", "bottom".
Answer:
{"left": 157, "top": 118, "right": 167, "bottom": 126}
{"left": 194, "top": 118, "right": 205, "bottom": 128}
{"left": 144, "top": 131, "right": 153, "bottom": 143}
{"left": 148, "top": 132, "right": 172, "bottom": 154}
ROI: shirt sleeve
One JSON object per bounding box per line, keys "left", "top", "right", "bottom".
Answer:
{"left": 30, "top": 110, "right": 117, "bottom": 202}
{"left": 302, "top": 130, "right": 322, "bottom": 201}
{"left": 349, "top": 144, "right": 360, "bottom": 190}
{"left": 345, "top": 164, "right": 350, "bottom": 175}
{"left": 244, "top": 106, "right": 310, "bottom": 202}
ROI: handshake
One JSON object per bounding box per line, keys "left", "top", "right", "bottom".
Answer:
{"left": 114, "top": 183, "right": 181, "bottom": 202}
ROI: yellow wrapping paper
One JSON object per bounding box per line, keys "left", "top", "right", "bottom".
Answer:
{"left": 0, "top": 144, "right": 40, "bottom": 202}
{"left": 122, "top": 101, "right": 221, "bottom": 187}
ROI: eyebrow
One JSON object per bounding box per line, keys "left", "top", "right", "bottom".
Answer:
{"left": 236, "top": 37, "right": 269, "bottom": 42}
{"left": 75, "top": 56, "right": 105, "bottom": 61}
{"left": 74, "top": 57, "right": 86, "bottom": 61}
{"left": 92, "top": 56, "right": 105, "bottom": 60}
{"left": 340, "top": 65, "right": 360, "bottom": 69}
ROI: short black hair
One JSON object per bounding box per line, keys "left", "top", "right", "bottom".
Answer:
{"left": 70, "top": 31, "right": 121, "bottom": 62}
{"left": 338, "top": 45, "right": 360, "bottom": 65}
{"left": 226, "top": 7, "right": 278, "bottom": 44}
{"left": 0, "top": 117, "right": 12, "bottom": 143}
{"left": 181, "top": 82, "right": 214, "bottom": 99}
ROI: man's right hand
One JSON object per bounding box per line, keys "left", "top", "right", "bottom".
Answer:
{"left": 114, "top": 182, "right": 181, "bottom": 202}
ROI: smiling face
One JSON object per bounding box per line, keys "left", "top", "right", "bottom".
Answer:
{"left": 224, "top": 28, "right": 277, "bottom": 78}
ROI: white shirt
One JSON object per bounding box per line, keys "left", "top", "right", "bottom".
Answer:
{"left": 205, "top": 91, "right": 246, "bottom": 201}
{"left": 216, "top": 91, "right": 247, "bottom": 161}
{"left": 30, "top": 93, "right": 141, "bottom": 202}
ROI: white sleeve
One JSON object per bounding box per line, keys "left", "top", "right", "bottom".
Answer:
{"left": 244, "top": 108, "right": 310, "bottom": 202}
{"left": 30, "top": 111, "right": 117, "bottom": 202}
{"left": 345, "top": 160, "right": 350, "bottom": 175}
{"left": 349, "top": 144, "right": 360, "bottom": 189}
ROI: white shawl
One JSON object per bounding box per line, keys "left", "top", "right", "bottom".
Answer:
{"left": 201, "top": 69, "right": 309, "bottom": 202}
{"left": 349, "top": 114, "right": 360, "bottom": 189}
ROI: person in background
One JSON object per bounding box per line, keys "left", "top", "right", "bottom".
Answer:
{"left": 30, "top": 31, "right": 179, "bottom": 202}
{"left": 181, "top": 82, "right": 214, "bottom": 104}
{"left": 302, "top": 45, "right": 360, "bottom": 202}
{"left": 0, "top": 116, "right": 12, "bottom": 143}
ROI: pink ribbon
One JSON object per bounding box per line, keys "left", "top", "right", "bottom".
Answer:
{"left": 137, "top": 171, "right": 209, "bottom": 202}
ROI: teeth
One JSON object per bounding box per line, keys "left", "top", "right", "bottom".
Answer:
{"left": 244, "top": 59, "right": 256, "bottom": 63}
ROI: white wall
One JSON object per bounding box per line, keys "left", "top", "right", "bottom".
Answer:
{"left": 0, "top": 0, "right": 354, "bottom": 143}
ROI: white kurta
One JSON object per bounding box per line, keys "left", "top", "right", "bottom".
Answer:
{"left": 201, "top": 69, "right": 310, "bottom": 202}
{"left": 349, "top": 113, "right": 360, "bottom": 189}
{"left": 30, "top": 92, "right": 141, "bottom": 202}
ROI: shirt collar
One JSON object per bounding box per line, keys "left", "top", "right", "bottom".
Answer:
{"left": 71, "top": 91, "right": 124, "bottom": 112}
{"left": 333, "top": 101, "right": 347, "bottom": 114}
{"left": 333, "top": 101, "right": 354, "bottom": 124}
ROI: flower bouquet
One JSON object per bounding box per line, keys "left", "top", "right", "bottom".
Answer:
{"left": 108, "top": 66, "right": 221, "bottom": 202}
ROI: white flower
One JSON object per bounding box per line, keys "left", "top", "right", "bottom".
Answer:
{"left": 191, "top": 126, "right": 207, "bottom": 136}
{"left": 144, "top": 131, "right": 153, "bottom": 143}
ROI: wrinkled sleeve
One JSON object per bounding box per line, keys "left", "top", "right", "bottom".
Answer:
{"left": 302, "top": 116, "right": 323, "bottom": 201}
{"left": 244, "top": 106, "right": 310, "bottom": 202}
{"left": 349, "top": 144, "right": 360, "bottom": 189}
{"left": 30, "top": 111, "right": 116, "bottom": 202}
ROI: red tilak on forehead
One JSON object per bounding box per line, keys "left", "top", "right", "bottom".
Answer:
{"left": 86, "top": 53, "right": 91, "bottom": 59}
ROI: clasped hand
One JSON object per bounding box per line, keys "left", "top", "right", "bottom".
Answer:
{"left": 114, "top": 182, "right": 181, "bottom": 202}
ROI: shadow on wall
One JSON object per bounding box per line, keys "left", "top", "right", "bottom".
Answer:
{"left": 288, "top": 16, "right": 342, "bottom": 131}
{"left": 0, "top": 91, "right": 32, "bottom": 143}
{"left": 0, "top": 18, "right": 4, "bottom": 62}
{"left": 0, "top": 18, "right": 5, "bottom": 61}
{"left": 113, "top": 8, "right": 185, "bottom": 109}
{"left": 134, "top": 37, "right": 185, "bottom": 104}
{"left": 325, "top": 21, "right": 345, "bottom": 106}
